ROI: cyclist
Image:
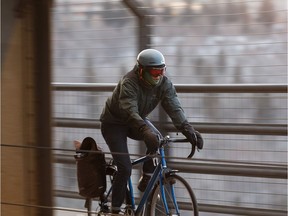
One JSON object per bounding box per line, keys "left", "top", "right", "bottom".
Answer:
{"left": 100, "top": 48, "right": 203, "bottom": 214}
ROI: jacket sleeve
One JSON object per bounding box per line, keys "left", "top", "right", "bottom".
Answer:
{"left": 118, "top": 78, "right": 146, "bottom": 129}
{"left": 161, "top": 81, "right": 188, "bottom": 130}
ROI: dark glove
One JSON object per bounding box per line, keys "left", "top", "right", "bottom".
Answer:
{"left": 139, "top": 124, "right": 160, "bottom": 153}
{"left": 181, "top": 122, "right": 204, "bottom": 150}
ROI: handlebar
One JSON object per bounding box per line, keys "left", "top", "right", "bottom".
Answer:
{"left": 144, "top": 120, "right": 197, "bottom": 158}
{"left": 159, "top": 136, "right": 196, "bottom": 159}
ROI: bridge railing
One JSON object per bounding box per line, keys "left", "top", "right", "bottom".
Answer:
{"left": 52, "top": 83, "right": 287, "bottom": 216}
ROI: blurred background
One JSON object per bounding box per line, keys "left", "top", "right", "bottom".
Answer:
{"left": 1, "top": 0, "right": 287, "bottom": 216}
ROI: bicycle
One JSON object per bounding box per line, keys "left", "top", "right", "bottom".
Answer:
{"left": 86, "top": 124, "right": 199, "bottom": 216}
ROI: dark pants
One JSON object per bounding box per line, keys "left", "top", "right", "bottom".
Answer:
{"left": 100, "top": 119, "right": 161, "bottom": 208}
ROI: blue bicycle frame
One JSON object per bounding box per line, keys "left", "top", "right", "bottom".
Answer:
{"left": 127, "top": 145, "right": 179, "bottom": 215}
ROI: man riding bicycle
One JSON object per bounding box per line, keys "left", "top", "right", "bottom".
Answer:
{"left": 100, "top": 48, "right": 203, "bottom": 214}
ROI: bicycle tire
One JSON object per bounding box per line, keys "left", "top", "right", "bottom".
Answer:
{"left": 147, "top": 174, "right": 198, "bottom": 216}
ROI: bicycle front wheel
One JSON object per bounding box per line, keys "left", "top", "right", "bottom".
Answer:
{"left": 147, "top": 174, "right": 198, "bottom": 216}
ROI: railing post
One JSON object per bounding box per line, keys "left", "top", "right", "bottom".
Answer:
{"left": 34, "top": 1, "right": 53, "bottom": 215}
{"left": 122, "top": 0, "right": 152, "bottom": 52}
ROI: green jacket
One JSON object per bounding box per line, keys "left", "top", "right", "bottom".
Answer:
{"left": 100, "top": 66, "right": 188, "bottom": 130}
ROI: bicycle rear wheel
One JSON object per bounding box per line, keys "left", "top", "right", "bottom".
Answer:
{"left": 147, "top": 174, "right": 198, "bottom": 216}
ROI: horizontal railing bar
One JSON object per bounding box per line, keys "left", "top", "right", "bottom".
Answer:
{"left": 54, "top": 155, "right": 287, "bottom": 179}
{"left": 52, "top": 82, "right": 116, "bottom": 92}
{"left": 160, "top": 121, "right": 287, "bottom": 136}
{"left": 52, "top": 82, "right": 287, "bottom": 93}
{"left": 53, "top": 118, "right": 287, "bottom": 136}
{"left": 198, "top": 203, "right": 287, "bottom": 216}
{"left": 54, "top": 190, "right": 81, "bottom": 199}
{"left": 53, "top": 190, "right": 287, "bottom": 216}
{"left": 169, "top": 161, "right": 287, "bottom": 179}
{"left": 175, "top": 83, "right": 287, "bottom": 93}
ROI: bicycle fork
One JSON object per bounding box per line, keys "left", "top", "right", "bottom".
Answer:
{"left": 158, "top": 146, "right": 180, "bottom": 215}
{"left": 159, "top": 171, "right": 180, "bottom": 216}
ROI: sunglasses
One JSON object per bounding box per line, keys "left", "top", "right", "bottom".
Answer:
{"left": 148, "top": 67, "right": 166, "bottom": 77}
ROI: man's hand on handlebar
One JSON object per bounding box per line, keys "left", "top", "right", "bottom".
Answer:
{"left": 139, "top": 124, "right": 160, "bottom": 153}
{"left": 193, "top": 131, "right": 204, "bottom": 150}
{"left": 180, "top": 121, "right": 204, "bottom": 151}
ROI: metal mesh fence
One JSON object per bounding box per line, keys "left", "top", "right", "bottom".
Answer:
{"left": 52, "top": 88, "right": 287, "bottom": 215}
{"left": 51, "top": 0, "right": 287, "bottom": 215}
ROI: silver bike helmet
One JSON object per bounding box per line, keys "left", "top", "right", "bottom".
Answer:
{"left": 137, "top": 49, "right": 166, "bottom": 86}
{"left": 137, "top": 49, "right": 165, "bottom": 68}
